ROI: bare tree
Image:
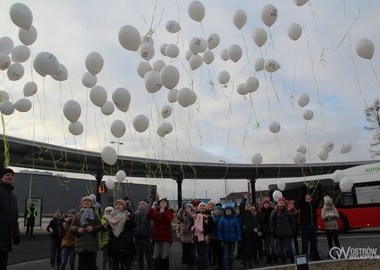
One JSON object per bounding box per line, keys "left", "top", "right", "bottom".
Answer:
{"left": 364, "top": 98, "right": 380, "bottom": 156}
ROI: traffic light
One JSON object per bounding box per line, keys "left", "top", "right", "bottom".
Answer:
{"left": 97, "top": 183, "right": 107, "bottom": 194}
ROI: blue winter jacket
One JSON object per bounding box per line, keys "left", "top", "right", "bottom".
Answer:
{"left": 217, "top": 207, "right": 241, "bottom": 242}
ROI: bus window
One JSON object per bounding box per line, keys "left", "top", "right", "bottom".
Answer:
{"left": 339, "top": 193, "right": 354, "bottom": 207}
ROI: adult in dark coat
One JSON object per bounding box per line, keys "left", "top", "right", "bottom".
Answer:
{"left": 0, "top": 168, "right": 20, "bottom": 270}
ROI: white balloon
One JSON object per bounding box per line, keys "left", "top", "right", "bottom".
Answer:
{"left": 144, "top": 70, "right": 162, "bottom": 93}
{"left": 356, "top": 38, "right": 375, "bottom": 60}
{"left": 105, "top": 178, "right": 115, "bottom": 190}
{"left": 246, "top": 76, "right": 259, "bottom": 93}
{"left": 0, "top": 91, "right": 9, "bottom": 102}
{"left": 133, "top": 114, "right": 149, "bottom": 132}
{"left": 90, "top": 85, "right": 107, "bottom": 107}
{"left": 0, "top": 37, "right": 14, "bottom": 55}
{"left": 137, "top": 61, "right": 151, "bottom": 78}
{"left": 63, "top": 100, "right": 81, "bottom": 123}
{"left": 264, "top": 59, "right": 280, "bottom": 72}
{"left": 14, "top": 98, "right": 32, "bottom": 112}
{"left": 288, "top": 23, "right": 302, "bottom": 41}
{"left": 0, "top": 101, "right": 14, "bottom": 115}
{"left": 140, "top": 35, "right": 154, "bottom": 47}
{"left": 220, "top": 48, "right": 229, "bottom": 61}
{"left": 118, "top": 25, "right": 141, "bottom": 51}
{"left": 177, "top": 88, "right": 197, "bottom": 107}
{"left": 233, "top": 9, "right": 247, "bottom": 30}
{"left": 68, "top": 121, "right": 83, "bottom": 136}
{"left": 112, "top": 88, "right": 131, "bottom": 108}
{"left": 228, "top": 44, "right": 242, "bottom": 63}
{"left": 237, "top": 83, "right": 248, "bottom": 96}
{"left": 318, "top": 149, "right": 329, "bottom": 161}
{"left": 160, "top": 65, "right": 179, "bottom": 89}
{"left": 160, "top": 44, "right": 168, "bottom": 56}
{"left": 332, "top": 170, "right": 345, "bottom": 183}
{"left": 189, "top": 54, "right": 203, "bottom": 70}
{"left": 7, "top": 63, "right": 24, "bottom": 81}
{"left": 101, "top": 101, "right": 115, "bottom": 116}
{"left": 189, "top": 37, "right": 207, "bottom": 54}
{"left": 139, "top": 43, "right": 155, "bottom": 61}
{"left": 207, "top": 33, "right": 220, "bottom": 50}
{"left": 0, "top": 54, "right": 11, "bottom": 70}
{"left": 116, "top": 104, "right": 129, "bottom": 113}
{"left": 33, "top": 52, "right": 59, "bottom": 76}
{"left": 340, "top": 143, "right": 352, "bottom": 154}
{"left": 82, "top": 72, "right": 97, "bottom": 88}
{"left": 161, "top": 105, "right": 172, "bottom": 119}
{"left": 165, "top": 20, "right": 181, "bottom": 33}
{"left": 152, "top": 60, "right": 166, "bottom": 72}
{"left": 251, "top": 153, "right": 263, "bottom": 165}
{"left": 293, "top": 152, "right": 306, "bottom": 165}
{"left": 185, "top": 50, "right": 194, "bottom": 61}
{"left": 277, "top": 179, "right": 286, "bottom": 191}
{"left": 101, "top": 146, "right": 117, "bottom": 165}
{"left": 110, "top": 120, "right": 126, "bottom": 138}
{"left": 85, "top": 52, "right": 104, "bottom": 75}
{"left": 272, "top": 190, "right": 282, "bottom": 202}
{"left": 297, "top": 144, "right": 307, "bottom": 154}
{"left": 18, "top": 25, "right": 37, "bottom": 45}
{"left": 294, "top": 0, "right": 309, "bottom": 6}
{"left": 203, "top": 50, "right": 214, "bottom": 64}
{"left": 157, "top": 122, "right": 173, "bottom": 137}
{"left": 11, "top": 45, "right": 30, "bottom": 63}
{"left": 303, "top": 109, "right": 314, "bottom": 121}
{"left": 23, "top": 81, "right": 37, "bottom": 97}
{"left": 188, "top": 0, "right": 205, "bottom": 22}
{"left": 298, "top": 93, "right": 309, "bottom": 107}
{"left": 323, "top": 140, "right": 334, "bottom": 153}
{"left": 269, "top": 121, "right": 281, "bottom": 134}
{"left": 165, "top": 44, "right": 180, "bottom": 58}
{"left": 9, "top": 3, "right": 33, "bottom": 29}
{"left": 115, "top": 170, "right": 126, "bottom": 183}
{"left": 252, "top": 27, "right": 267, "bottom": 47}
{"left": 51, "top": 63, "right": 68, "bottom": 81}
{"left": 339, "top": 177, "right": 353, "bottom": 192}
{"left": 218, "top": 71, "right": 230, "bottom": 84}
{"left": 254, "top": 58, "right": 265, "bottom": 71}
{"left": 261, "top": 4, "right": 278, "bottom": 27}
{"left": 167, "top": 89, "right": 178, "bottom": 103}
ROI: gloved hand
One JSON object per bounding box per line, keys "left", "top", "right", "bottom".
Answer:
{"left": 13, "top": 236, "right": 20, "bottom": 245}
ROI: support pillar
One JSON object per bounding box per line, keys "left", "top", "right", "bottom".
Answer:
{"left": 250, "top": 178, "right": 257, "bottom": 204}
{"left": 96, "top": 169, "right": 103, "bottom": 204}
{"left": 176, "top": 176, "right": 183, "bottom": 210}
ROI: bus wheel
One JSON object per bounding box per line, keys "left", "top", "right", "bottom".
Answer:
{"left": 337, "top": 213, "right": 349, "bottom": 232}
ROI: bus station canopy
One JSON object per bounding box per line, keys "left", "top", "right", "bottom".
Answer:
{"left": 0, "top": 134, "right": 377, "bottom": 180}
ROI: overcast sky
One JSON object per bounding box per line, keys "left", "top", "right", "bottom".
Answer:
{"left": 0, "top": 0, "right": 379, "bottom": 201}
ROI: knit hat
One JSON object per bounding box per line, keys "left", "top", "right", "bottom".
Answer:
{"left": 277, "top": 197, "right": 286, "bottom": 203}
{"left": 138, "top": 201, "right": 148, "bottom": 208}
{"left": 104, "top": 206, "right": 114, "bottom": 213}
{"left": 184, "top": 203, "right": 194, "bottom": 210}
{"left": 68, "top": 209, "right": 77, "bottom": 215}
{"left": 81, "top": 196, "right": 93, "bottom": 206}
{"left": 198, "top": 202, "right": 207, "bottom": 208}
{"left": 262, "top": 199, "right": 270, "bottom": 205}
{"left": 114, "top": 199, "right": 127, "bottom": 209}
{"left": 191, "top": 199, "right": 201, "bottom": 206}
{"left": 214, "top": 205, "right": 223, "bottom": 212}
{"left": 0, "top": 168, "right": 14, "bottom": 178}
{"left": 324, "top": 195, "right": 333, "bottom": 205}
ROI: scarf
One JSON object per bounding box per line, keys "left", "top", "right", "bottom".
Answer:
{"left": 80, "top": 208, "right": 95, "bottom": 226}
{"left": 192, "top": 213, "right": 204, "bottom": 241}
{"left": 106, "top": 210, "right": 126, "bottom": 237}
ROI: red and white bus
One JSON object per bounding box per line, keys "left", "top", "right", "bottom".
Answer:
{"left": 268, "top": 162, "right": 380, "bottom": 231}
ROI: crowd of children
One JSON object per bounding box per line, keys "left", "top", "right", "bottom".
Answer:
{"left": 45, "top": 191, "right": 340, "bottom": 270}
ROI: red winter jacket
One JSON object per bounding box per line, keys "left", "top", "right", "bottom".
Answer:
{"left": 147, "top": 207, "right": 174, "bottom": 242}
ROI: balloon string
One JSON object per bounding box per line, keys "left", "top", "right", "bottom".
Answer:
{"left": 240, "top": 30, "right": 250, "bottom": 74}
{"left": 371, "top": 63, "right": 380, "bottom": 91}
{"left": 347, "top": 33, "right": 368, "bottom": 107}
{"left": 1, "top": 116, "right": 9, "bottom": 168}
